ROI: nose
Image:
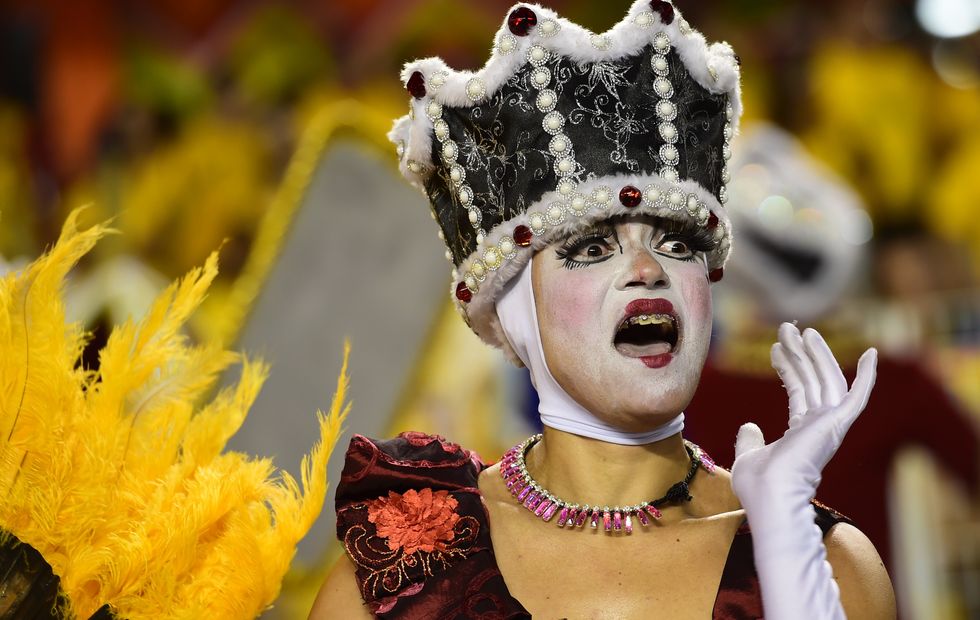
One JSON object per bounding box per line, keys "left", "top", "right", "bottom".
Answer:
{"left": 616, "top": 246, "right": 669, "bottom": 290}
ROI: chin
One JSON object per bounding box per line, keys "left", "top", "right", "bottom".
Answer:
{"left": 565, "top": 359, "right": 704, "bottom": 432}
{"left": 616, "top": 377, "right": 700, "bottom": 427}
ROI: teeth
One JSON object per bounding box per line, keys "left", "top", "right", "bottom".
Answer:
{"left": 627, "top": 314, "right": 673, "bottom": 328}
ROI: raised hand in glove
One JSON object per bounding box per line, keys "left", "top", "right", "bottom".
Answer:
{"left": 731, "top": 323, "right": 878, "bottom": 619}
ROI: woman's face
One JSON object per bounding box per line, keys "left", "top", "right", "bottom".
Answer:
{"left": 531, "top": 215, "right": 713, "bottom": 432}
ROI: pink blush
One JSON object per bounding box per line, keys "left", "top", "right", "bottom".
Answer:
{"left": 541, "top": 275, "right": 603, "bottom": 331}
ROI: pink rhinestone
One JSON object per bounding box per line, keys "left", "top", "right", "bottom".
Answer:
{"left": 535, "top": 499, "right": 551, "bottom": 517}
{"left": 700, "top": 449, "right": 717, "bottom": 472}
{"left": 590, "top": 511, "right": 601, "bottom": 529}
{"left": 542, "top": 503, "right": 559, "bottom": 521}
{"left": 575, "top": 509, "right": 589, "bottom": 527}
{"left": 517, "top": 486, "right": 532, "bottom": 501}
{"left": 501, "top": 464, "right": 518, "bottom": 478}
{"left": 603, "top": 511, "right": 612, "bottom": 532}
{"left": 524, "top": 492, "right": 540, "bottom": 509}
{"left": 635, "top": 509, "right": 650, "bottom": 526}
{"left": 511, "top": 479, "right": 526, "bottom": 496}
{"left": 565, "top": 508, "right": 577, "bottom": 526}
{"left": 557, "top": 507, "right": 570, "bottom": 527}
{"left": 505, "top": 473, "right": 522, "bottom": 489}
{"left": 613, "top": 511, "right": 623, "bottom": 531}
{"left": 644, "top": 504, "right": 663, "bottom": 519}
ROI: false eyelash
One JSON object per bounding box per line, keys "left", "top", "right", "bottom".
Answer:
{"left": 554, "top": 225, "right": 616, "bottom": 260}
{"left": 656, "top": 218, "right": 717, "bottom": 254}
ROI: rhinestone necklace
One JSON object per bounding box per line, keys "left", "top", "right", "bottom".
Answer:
{"left": 499, "top": 434, "right": 716, "bottom": 534}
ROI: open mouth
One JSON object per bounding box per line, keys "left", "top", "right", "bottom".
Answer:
{"left": 614, "top": 313, "right": 679, "bottom": 357}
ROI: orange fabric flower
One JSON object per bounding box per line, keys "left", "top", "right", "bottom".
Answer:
{"left": 366, "top": 488, "right": 460, "bottom": 554}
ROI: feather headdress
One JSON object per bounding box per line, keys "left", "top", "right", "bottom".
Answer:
{"left": 0, "top": 210, "right": 349, "bottom": 619}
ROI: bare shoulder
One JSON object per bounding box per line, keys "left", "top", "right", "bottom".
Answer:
{"left": 309, "top": 554, "right": 375, "bottom": 620}
{"left": 824, "top": 522, "right": 897, "bottom": 619}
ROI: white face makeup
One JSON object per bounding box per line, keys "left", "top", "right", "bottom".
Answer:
{"left": 531, "top": 215, "right": 714, "bottom": 432}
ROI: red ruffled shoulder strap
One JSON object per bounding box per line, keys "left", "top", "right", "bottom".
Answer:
{"left": 335, "top": 432, "right": 528, "bottom": 619}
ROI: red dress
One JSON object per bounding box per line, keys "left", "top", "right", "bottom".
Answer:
{"left": 336, "top": 432, "right": 848, "bottom": 619}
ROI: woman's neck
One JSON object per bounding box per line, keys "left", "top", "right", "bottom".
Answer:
{"left": 524, "top": 426, "right": 693, "bottom": 509}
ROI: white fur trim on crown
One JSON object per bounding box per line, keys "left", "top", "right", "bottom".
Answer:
{"left": 387, "top": 0, "right": 743, "bottom": 186}
{"left": 455, "top": 171, "right": 733, "bottom": 359}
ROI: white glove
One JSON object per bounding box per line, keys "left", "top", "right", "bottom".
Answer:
{"left": 731, "top": 323, "right": 878, "bottom": 620}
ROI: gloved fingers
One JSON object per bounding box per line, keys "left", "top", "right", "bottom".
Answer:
{"left": 778, "top": 322, "right": 822, "bottom": 410}
{"left": 735, "top": 422, "right": 766, "bottom": 459}
{"left": 771, "top": 343, "right": 807, "bottom": 418}
{"left": 838, "top": 348, "right": 878, "bottom": 432}
{"left": 802, "top": 328, "right": 847, "bottom": 406}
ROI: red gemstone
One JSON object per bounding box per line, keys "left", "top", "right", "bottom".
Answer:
{"left": 619, "top": 185, "right": 642, "bottom": 208}
{"left": 709, "top": 268, "right": 724, "bottom": 283}
{"left": 455, "top": 281, "right": 472, "bottom": 303}
{"left": 513, "top": 225, "right": 533, "bottom": 246}
{"left": 650, "top": 0, "right": 675, "bottom": 25}
{"left": 508, "top": 6, "right": 537, "bottom": 36}
{"left": 406, "top": 71, "right": 426, "bottom": 98}
{"left": 707, "top": 211, "right": 719, "bottom": 229}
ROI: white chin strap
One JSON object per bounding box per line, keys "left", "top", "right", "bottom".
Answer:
{"left": 495, "top": 257, "right": 684, "bottom": 446}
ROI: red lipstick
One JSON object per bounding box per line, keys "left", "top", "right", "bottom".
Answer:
{"left": 623, "top": 298, "right": 674, "bottom": 319}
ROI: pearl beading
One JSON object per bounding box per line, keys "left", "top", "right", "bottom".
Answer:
{"left": 391, "top": 1, "right": 741, "bottom": 314}
{"left": 499, "top": 434, "right": 716, "bottom": 534}
{"left": 454, "top": 30, "right": 731, "bottom": 302}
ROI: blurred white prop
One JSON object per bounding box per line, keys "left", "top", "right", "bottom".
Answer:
{"left": 724, "top": 124, "right": 870, "bottom": 322}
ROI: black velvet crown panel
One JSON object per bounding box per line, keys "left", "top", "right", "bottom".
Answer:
{"left": 424, "top": 45, "right": 729, "bottom": 266}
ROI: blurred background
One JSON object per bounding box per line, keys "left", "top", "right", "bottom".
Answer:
{"left": 0, "top": 0, "right": 977, "bottom": 617}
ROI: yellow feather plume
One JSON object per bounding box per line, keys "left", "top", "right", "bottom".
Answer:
{"left": 0, "top": 210, "right": 350, "bottom": 619}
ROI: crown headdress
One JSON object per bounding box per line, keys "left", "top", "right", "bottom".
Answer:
{"left": 389, "top": 0, "right": 741, "bottom": 355}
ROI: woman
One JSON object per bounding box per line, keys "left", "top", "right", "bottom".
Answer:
{"left": 312, "top": 1, "right": 895, "bottom": 617}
